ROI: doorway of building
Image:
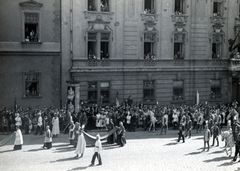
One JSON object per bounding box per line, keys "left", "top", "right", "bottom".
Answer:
{"left": 232, "top": 77, "right": 240, "bottom": 103}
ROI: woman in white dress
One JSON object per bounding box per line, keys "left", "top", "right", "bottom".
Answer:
{"left": 52, "top": 113, "right": 60, "bottom": 137}
{"left": 14, "top": 126, "right": 23, "bottom": 150}
{"left": 74, "top": 129, "right": 86, "bottom": 159}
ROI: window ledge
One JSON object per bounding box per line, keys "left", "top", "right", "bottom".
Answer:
{"left": 22, "top": 95, "right": 42, "bottom": 99}
{"left": 21, "top": 41, "right": 42, "bottom": 44}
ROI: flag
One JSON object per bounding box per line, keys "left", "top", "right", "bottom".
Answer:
{"left": 196, "top": 90, "right": 199, "bottom": 105}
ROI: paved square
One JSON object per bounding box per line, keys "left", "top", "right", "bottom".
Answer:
{"left": 0, "top": 130, "right": 239, "bottom": 171}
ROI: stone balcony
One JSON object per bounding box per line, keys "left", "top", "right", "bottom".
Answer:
{"left": 84, "top": 10, "right": 114, "bottom": 20}
{"left": 70, "top": 59, "right": 229, "bottom": 73}
{"left": 171, "top": 14, "right": 188, "bottom": 26}
{"left": 210, "top": 16, "right": 225, "bottom": 27}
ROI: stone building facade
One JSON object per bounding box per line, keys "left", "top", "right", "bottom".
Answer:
{"left": 61, "top": 0, "right": 240, "bottom": 107}
{"left": 1, "top": 0, "right": 240, "bottom": 109}
{"left": 0, "top": 0, "right": 61, "bottom": 108}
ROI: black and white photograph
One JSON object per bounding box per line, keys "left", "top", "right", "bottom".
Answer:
{"left": 0, "top": 0, "right": 240, "bottom": 171}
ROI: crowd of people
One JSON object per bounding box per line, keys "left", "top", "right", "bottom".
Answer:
{"left": 1, "top": 98, "right": 240, "bottom": 162}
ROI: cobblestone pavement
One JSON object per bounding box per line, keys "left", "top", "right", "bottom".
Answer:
{"left": 0, "top": 129, "right": 239, "bottom": 171}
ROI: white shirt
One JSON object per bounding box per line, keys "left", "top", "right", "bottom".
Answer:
{"left": 94, "top": 139, "right": 102, "bottom": 154}
{"left": 37, "top": 116, "right": 43, "bottom": 126}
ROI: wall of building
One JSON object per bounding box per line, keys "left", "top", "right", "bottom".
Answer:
{"left": 0, "top": 0, "right": 61, "bottom": 108}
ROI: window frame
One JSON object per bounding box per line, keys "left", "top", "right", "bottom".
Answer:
{"left": 174, "top": 0, "right": 186, "bottom": 14}
{"left": 22, "top": 71, "right": 42, "bottom": 98}
{"left": 143, "top": 0, "right": 156, "bottom": 14}
{"left": 88, "top": 81, "right": 98, "bottom": 104}
{"left": 87, "top": 31, "right": 111, "bottom": 60}
{"left": 210, "top": 79, "right": 222, "bottom": 99}
{"left": 172, "top": 80, "right": 184, "bottom": 101}
{"left": 212, "top": 1, "right": 224, "bottom": 17}
{"left": 143, "top": 32, "right": 157, "bottom": 59}
{"left": 173, "top": 33, "right": 185, "bottom": 59}
{"left": 22, "top": 11, "right": 41, "bottom": 43}
{"left": 143, "top": 80, "right": 155, "bottom": 103}
{"left": 88, "top": 0, "right": 110, "bottom": 12}
{"left": 87, "top": 81, "right": 111, "bottom": 105}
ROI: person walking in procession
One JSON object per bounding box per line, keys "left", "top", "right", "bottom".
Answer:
{"left": 14, "top": 126, "right": 23, "bottom": 150}
{"left": 42, "top": 126, "right": 52, "bottom": 149}
{"left": 90, "top": 134, "right": 102, "bottom": 166}
{"left": 74, "top": 129, "right": 86, "bottom": 159}
{"left": 52, "top": 113, "right": 60, "bottom": 137}
{"left": 203, "top": 125, "right": 211, "bottom": 152}
{"left": 211, "top": 122, "right": 219, "bottom": 147}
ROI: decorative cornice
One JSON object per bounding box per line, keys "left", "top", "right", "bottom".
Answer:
{"left": 141, "top": 13, "right": 159, "bottom": 22}
{"left": 84, "top": 11, "right": 114, "bottom": 20}
{"left": 20, "top": 0, "right": 43, "bottom": 7}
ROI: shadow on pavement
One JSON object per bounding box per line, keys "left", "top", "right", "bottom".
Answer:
{"left": 203, "top": 156, "right": 229, "bottom": 163}
{"left": 185, "top": 151, "right": 202, "bottom": 155}
{"left": 193, "top": 137, "right": 203, "bottom": 140}
{"left": 67, "top": 166, "right": 89, "bottom": 170}
{"left": 52, "top": 143, "right": 70, "bottom": 148}
{"left": 25, "top": 148, "right": 45, "bottom": 152}
{"left": 209, "top": 149, "right": 225, "bottom": 154}
{"left": 53, "top": 146, "right": 75, "bottom": 153}
{"left": 163, "top": 142, "right": 178, "bottom": 146}
{"left": 218, "top": 160, "right": 237, "bottom": 167}
{"left": 0, "top": 149, "right": 15, "bottom": 154}
{"left": 51, "top": 156, "right": 77, "bottom": 163}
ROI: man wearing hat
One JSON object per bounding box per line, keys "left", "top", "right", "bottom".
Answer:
{"left": 35, "top": 112, "right": 43, "bottom": 135}
{"left": 90, "top": 134, "right": 102, "bottom": 166}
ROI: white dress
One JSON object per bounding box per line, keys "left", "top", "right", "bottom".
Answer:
{"left": 14, "top": 129, "right": 23, "bottom": 145}
{"left": 52, "top": 117, "right": 60, "bottom": 135}
{"left": 74, "top": 133, "right": 86, "bottom": 155}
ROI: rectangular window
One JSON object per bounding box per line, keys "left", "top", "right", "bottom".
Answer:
{"left": 173, "top": 80, "right": 184, "bottom": 101}
{"left": 174, "top": 43, "right": 184, "bottom": 59}
{"left": 212, "top": 43, "right": 221, "bottom": 59}
{"left": 144, "top": 0, "right": 155, "bottom": 14}
{"left": 88, "top": 0, "right": 97, "bottom": 11}
{"left": 100, "top": 33, "right": 109, "bottom": 59}
{"left": 143, "top": 80, "right": 155, "bottom": 102}
{"left": 211, "top": 80, "right": 221, "bottom": 99}
{"left": 24, "top": 72, "right": 40, "bottom": 97}
{"left": 213, "top": 1, "right": 223, "bottom": 16}
{"left": 88, "top": 32, "right": 97, "bottom": 59}
{"left": 144, "top": 33, "right": 155, "bottom": 59}
{"left": 175, "top": 0, "right": 186, "bottom": 14}
{"left": 101, "top": 0, "right": 109, "bottom": 12}
{"left": 100, "top": 82, "right": 110, "bottom": 104}
{"left": 88, "top": 82, "right": 98, "bottom": 104}
{"left": 24, "top": 13, "right": 39, "bottom": 42}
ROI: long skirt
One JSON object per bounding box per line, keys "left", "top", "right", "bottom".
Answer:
{"left": 43, "top": 142, "right": 52, "bottom": 149}
{"left": 14, "top": 144, "right": 22, "bottom": 150}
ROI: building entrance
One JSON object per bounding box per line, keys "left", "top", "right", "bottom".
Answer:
{"left": 232, "top": 77, "right": 240, "bottom": 103}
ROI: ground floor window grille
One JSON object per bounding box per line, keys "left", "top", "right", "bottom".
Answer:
{"left": 173, "top": 80, "right": 184, "bottom": 100}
